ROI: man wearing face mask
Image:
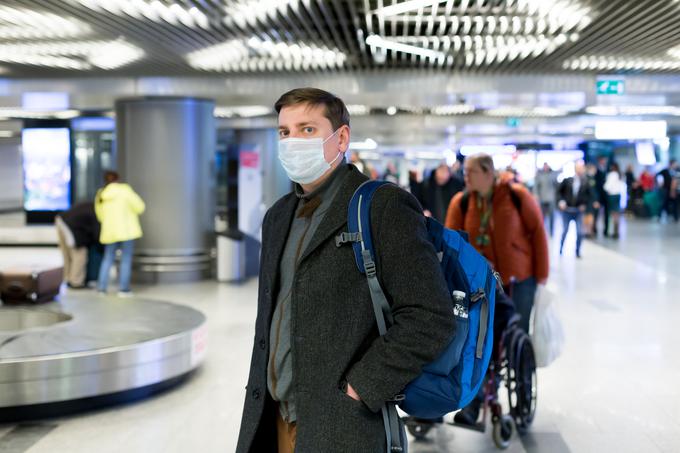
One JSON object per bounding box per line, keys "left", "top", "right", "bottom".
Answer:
{"left": 236, "top": 88, "right": 454, "bottom": 453}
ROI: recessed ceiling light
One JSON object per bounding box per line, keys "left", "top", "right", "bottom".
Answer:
{"left": 223, "top": 0, "right": 293, "bottom": 29}
{"left": 564, "top": 55, "right": 680, "bottom": 72}
{"left": 72, "top": 0, "right": 210, "bottom": 29}
{"left": 187, "top": 38, "right": 346, "bottom": 72}
{"left": 587, "top": 105, "right": 680, "bottom": 116}
{"left": 0, "top": 5, "right": 90, "bottom": 39}
{"left": 375, "top": 0, "right": 448, "bottom": 16}
{"left": 366, "top": 34, "right": 446, "bottom": 60}
{"left": 214, "top": 106, "right": 271, "bottom": 118}
{"left": 0, "top": 39, "right": 143, "bottom": 70}
{"left": 431, "top": 105, "right": 476, "bottom": 115}
{"left": 0, "top": 108, "right": 80, "bottom": 119}
{"left": 346, "top": 105, "right": 370, "bottom": 116}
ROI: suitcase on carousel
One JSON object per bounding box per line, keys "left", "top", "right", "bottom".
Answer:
{"left": 0, "top": 266, "right": 63, "bottom": 304}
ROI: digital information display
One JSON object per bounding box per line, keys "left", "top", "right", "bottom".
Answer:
{"left": 22, "top": 127, "right": 71, "bottom": 212}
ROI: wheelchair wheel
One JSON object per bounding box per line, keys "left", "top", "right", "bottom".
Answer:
{"left": 506, "top": 332, "right": 537, "bottom": 434}
{"left": 406, "top": 419, "right": 433, "bottom": 441}
{"left": 492, "top": 414, "right": 514, "bottom": 449}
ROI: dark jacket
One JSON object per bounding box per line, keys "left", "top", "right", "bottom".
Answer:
{"left": 60, "top": 202, "right": 100, "bottom": 247}
{"left": 657, "top": 168, "right": 673, "bottom": 193}
{"left": 557, "top": 176, "right": 595, "bottom": 209}
{"left": 236, "top": 165, "right": 455, "bottom": 453}
{"left": 422, "top": 173, "right": 464, "bottom": 223}
{"left": 595, "top": 167, "right": 607, "bottom": 202}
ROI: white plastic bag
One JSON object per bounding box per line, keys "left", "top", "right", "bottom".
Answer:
{"left": 531, "top": 285, "right": 565, "bottom": 367}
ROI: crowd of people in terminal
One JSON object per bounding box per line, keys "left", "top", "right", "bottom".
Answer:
{"left": 357, "top": 151, "right": 680, "bottom": 246}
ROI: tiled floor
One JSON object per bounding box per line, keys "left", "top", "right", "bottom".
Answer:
{"left": 1, "top": 218, "right": 680, "bottom": 453}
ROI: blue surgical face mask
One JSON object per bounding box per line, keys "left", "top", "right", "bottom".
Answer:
{"left": 278, "top": 130, "right": 343, "bottom": 184}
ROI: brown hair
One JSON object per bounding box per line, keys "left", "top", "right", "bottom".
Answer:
{"left": 103, "top": 170, "right": 119, "bottom": 184}
{"left": 466, "top": 153, "right": 495, "bottom": 174}
{"left": 274, "top": 87, "right": 350, "bottom": 130}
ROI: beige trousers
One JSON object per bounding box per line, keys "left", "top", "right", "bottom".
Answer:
{"left": 55, "top": 222, "right": 88, "bottom": 286}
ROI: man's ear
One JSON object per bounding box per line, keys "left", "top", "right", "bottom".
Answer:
{"left": 338, "top": 125, "right": 350, "bottom": 152}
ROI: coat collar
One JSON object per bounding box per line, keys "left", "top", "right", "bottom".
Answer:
{"left": 297, "top": 165, "right": 368, "bottom": 265}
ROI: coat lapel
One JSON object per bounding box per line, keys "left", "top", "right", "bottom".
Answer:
{"left": 263, "top": 193, "right": 298, "bottom": 297}
{"left": 298, "top": 167, "right": 368, "bottom": 265}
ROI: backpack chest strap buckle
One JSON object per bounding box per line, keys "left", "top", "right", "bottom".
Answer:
{"left": 335, "top": 231, "right": 362, "bottom": 248}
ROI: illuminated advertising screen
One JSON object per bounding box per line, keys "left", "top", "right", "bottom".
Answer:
{"left": 22, "top": 128, "right": 71, "bottom": 212}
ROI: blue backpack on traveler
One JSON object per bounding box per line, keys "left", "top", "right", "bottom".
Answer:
{"left": 338, "top": 180, "right": 498, "bottom": 453}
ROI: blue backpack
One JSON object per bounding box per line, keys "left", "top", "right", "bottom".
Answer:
{"left": 339, "top": 180, "right": 497, "bottom": 452}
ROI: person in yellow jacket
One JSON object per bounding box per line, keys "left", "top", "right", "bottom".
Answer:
{"left": 95, "top": 171, "right": 146, "bottom": 296}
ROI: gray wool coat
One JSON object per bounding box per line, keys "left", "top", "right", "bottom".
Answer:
{"left": 235, "top": 165, "right": 455, "bottom": 453}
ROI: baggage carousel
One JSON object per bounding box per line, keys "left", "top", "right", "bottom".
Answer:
{"left": 0, "top": 293, "right": 207, "bottom": 422}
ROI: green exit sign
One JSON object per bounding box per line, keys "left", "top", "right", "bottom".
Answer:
{"left": 596, "top": 80, "right": 625, "bottom": 95}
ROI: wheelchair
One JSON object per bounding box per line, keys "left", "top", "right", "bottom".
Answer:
{"left": 404, "top": 313, "right": 537, "bottom": 449}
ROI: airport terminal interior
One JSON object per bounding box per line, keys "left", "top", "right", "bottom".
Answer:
{"left": 1, "top": 0, "right": 680, "bottom": 452}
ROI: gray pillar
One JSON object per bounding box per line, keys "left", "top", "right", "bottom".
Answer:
{"left": 254, "top": 128, "right": 292, "bottom": 209}
{"left": 115, "top": 96, "right": 215, "bottom": 283}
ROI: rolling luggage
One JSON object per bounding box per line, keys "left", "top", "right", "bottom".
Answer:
{"left": 0, "top": 266, "right": 63, "bottom": 304}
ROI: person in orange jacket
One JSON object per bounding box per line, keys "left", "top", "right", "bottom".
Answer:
{"left": 445, "top": 153, "right": 549, "bottom": 334}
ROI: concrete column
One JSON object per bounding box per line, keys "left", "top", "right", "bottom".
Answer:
{"left": 115, "top": 96, "right": 215, "bottom": 283}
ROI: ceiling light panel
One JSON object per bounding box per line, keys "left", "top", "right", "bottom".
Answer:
{"left": 485, "top": 106, "right": 569, "bottom": 117}
{"left": 0, "top": 108, "right": 81, "bottom": 119}
{"left": 370, "top": 0, "right": 592, "bottom": 66}
{"left": 667, "top": 45, "right": 680, "bottom": 60}
{"left": 223, "top": 0, "right": 297, "bottom": 29}
{"left": 0, "top": 40, "right": 144, "bottom": 70}
{"left": 431, "top": 105, "right": 476, "bottom": 115}
{"left": 347, "top": 105, "right": 370, "bottom": 115}
{"left": 563, "top": 56, "right": 680, "bottom": 72}
{"left": 71, "top": 0, "right": 211, "bottom": 29}
{"left": 586, "top": 106, "right": 680, "bottom": 116}
{"left": 366, "top": 34, "right": 445, "bottom": 60}
{"left": 187, "top": 37, "right": 346, "bottom": 72}
{"left": 0, "top": 5, "right": 90, "bottom": 40}
{"left": 214, "top": 106, "right": 271, "bottom": 118}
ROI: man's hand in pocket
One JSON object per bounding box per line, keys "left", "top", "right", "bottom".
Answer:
{"left": 346, "top": 383, "right": 362, "bottom": 402}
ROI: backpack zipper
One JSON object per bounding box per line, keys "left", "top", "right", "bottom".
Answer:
{"left": 471, "top": 289, "right": 485, "bottom": 303}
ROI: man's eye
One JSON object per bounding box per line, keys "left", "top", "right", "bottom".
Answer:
{"left": 303, "top": 127, "right": 314, "bottom": 134}
{"left": 279, "top": 130, "right": 289, "bottom": 138}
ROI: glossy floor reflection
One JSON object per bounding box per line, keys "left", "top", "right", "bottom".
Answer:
{"left": 1, "top": 218, "right": 679, "bottom": 453}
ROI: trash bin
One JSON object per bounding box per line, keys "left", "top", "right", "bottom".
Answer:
{"left": 217, "top": 230, "right": 246, "bottom": 282}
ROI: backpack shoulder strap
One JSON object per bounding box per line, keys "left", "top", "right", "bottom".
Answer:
{"left": 346, "top": 180, "right": 394, "bottom": 331}
{"left": 508, "top": 184, "right": 523, "bottom": 214}
{"left": 347, "top": 181, "right": 389, "bottom": 275}
{"left": 346, "top": 180, "right": 405, "bottom": 453}
{"left": 508, "top": 183, "right": 531, "bottom": 235}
